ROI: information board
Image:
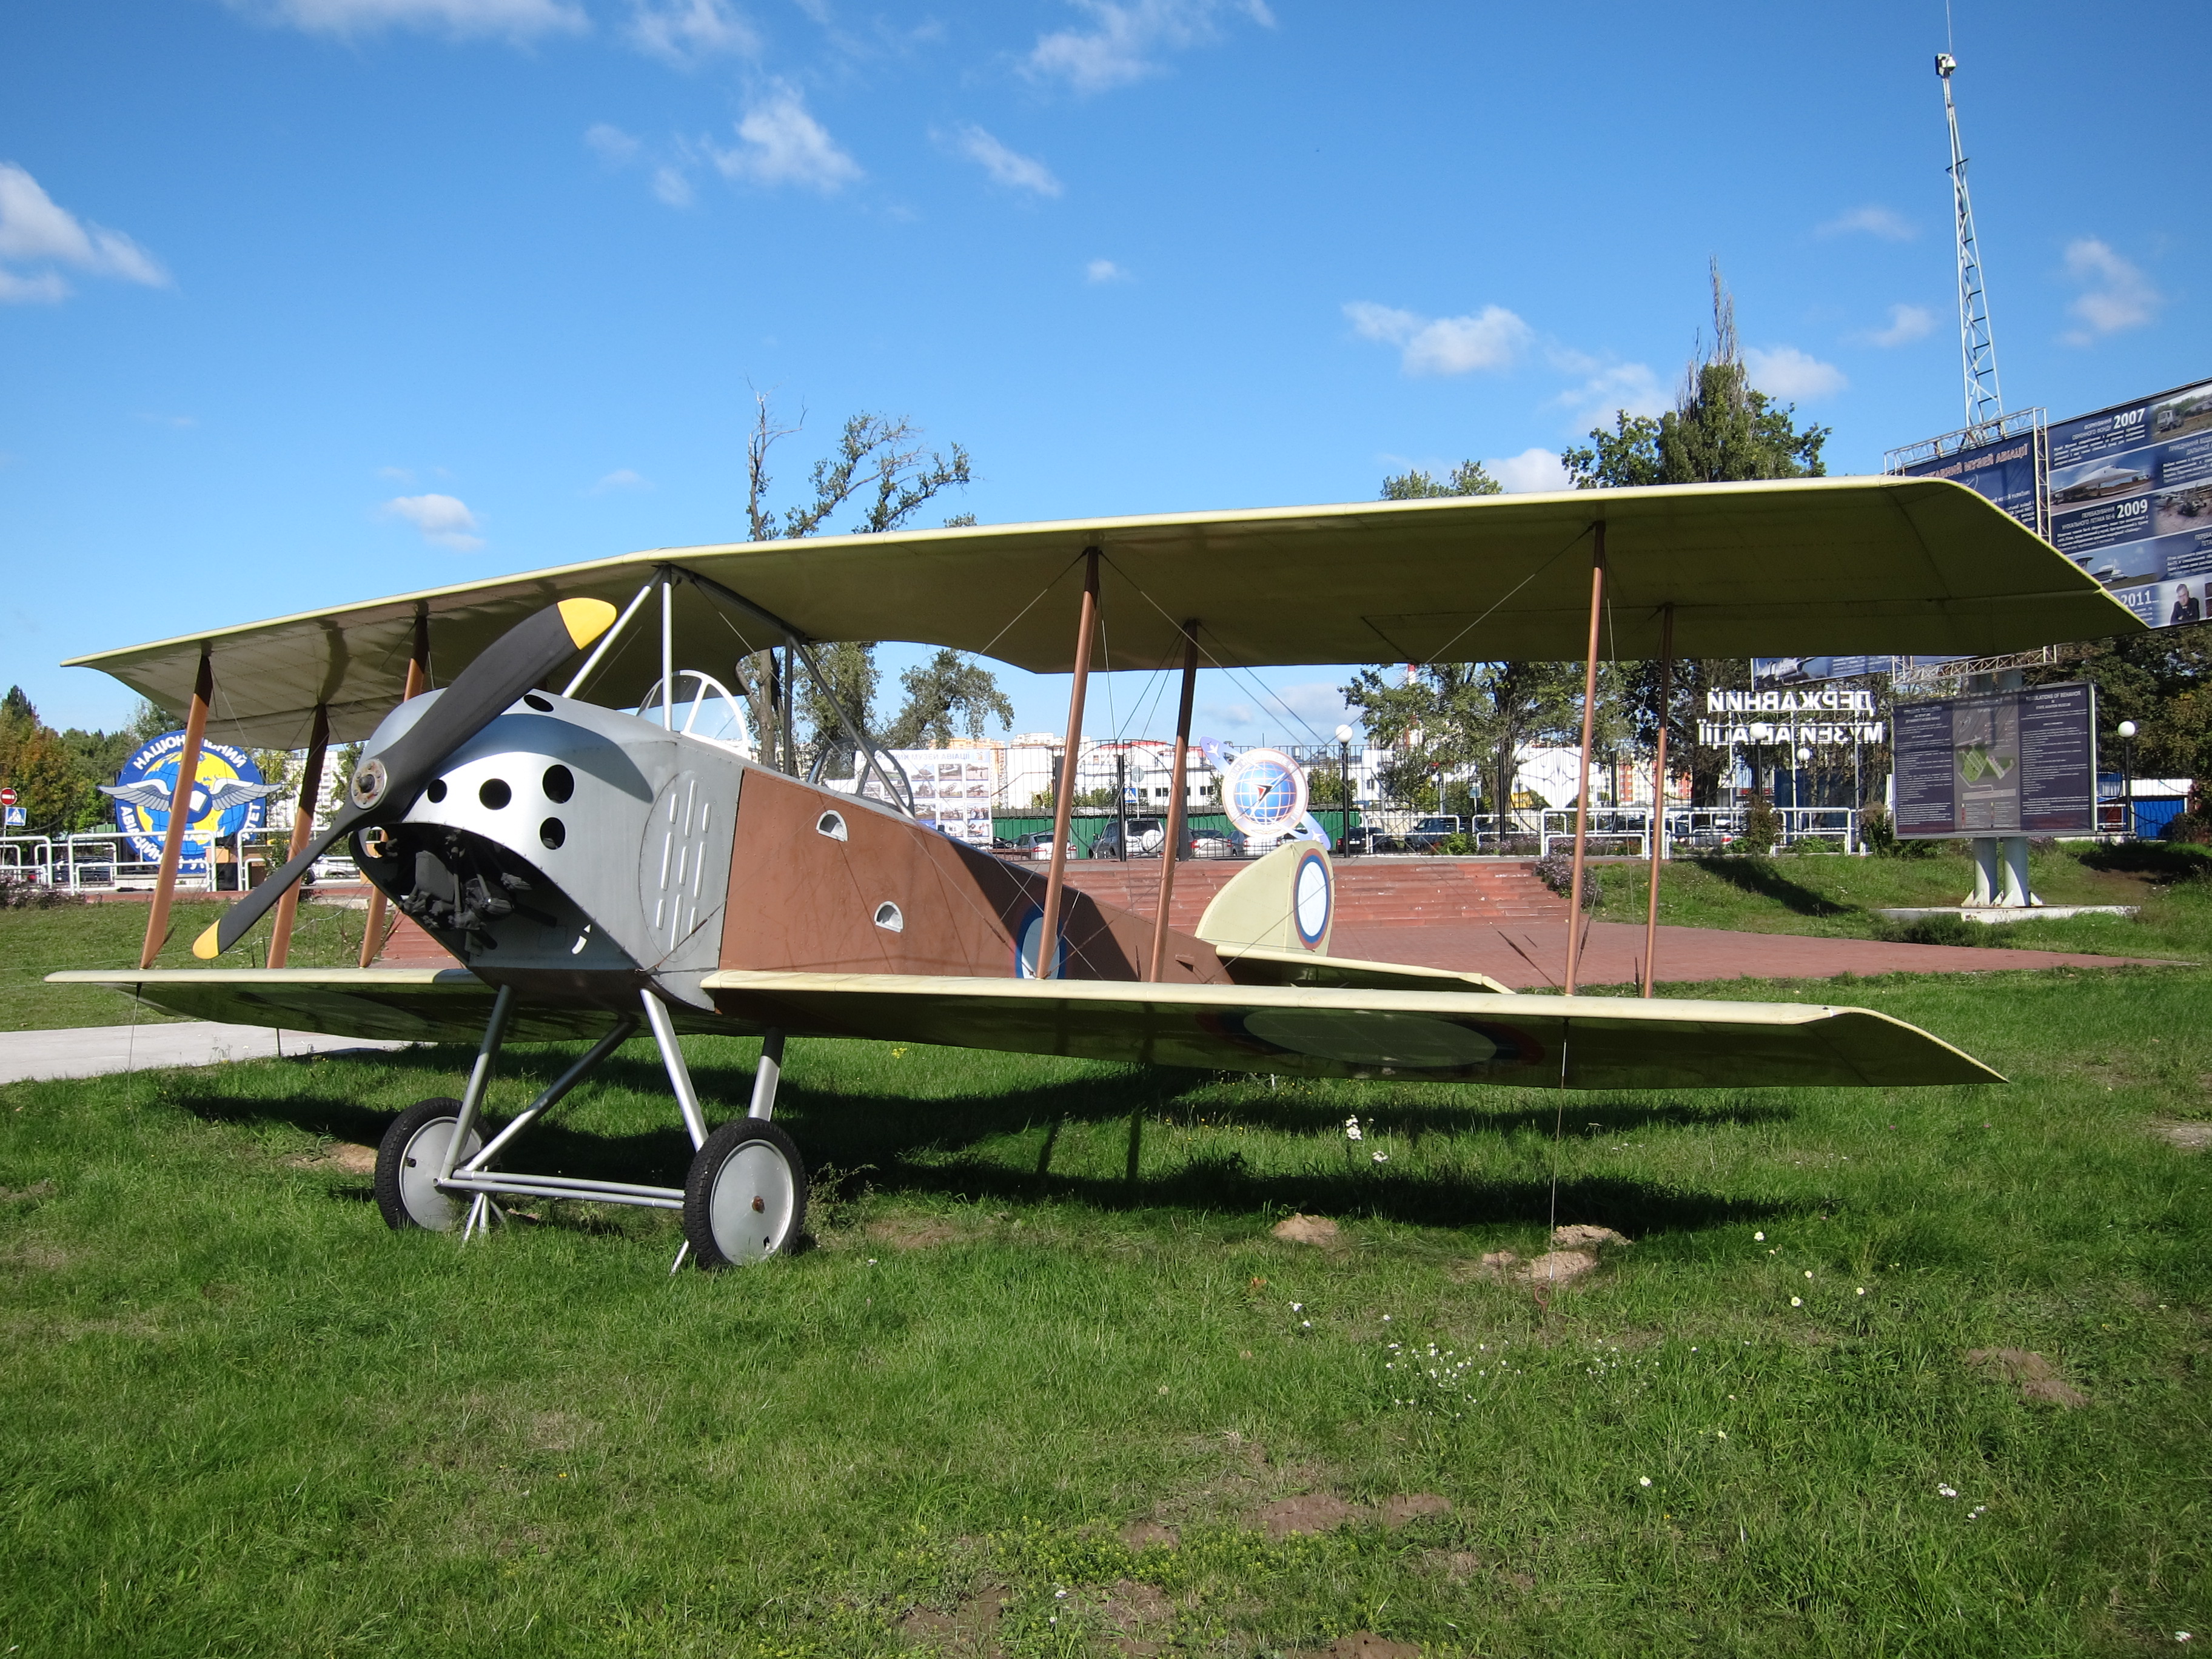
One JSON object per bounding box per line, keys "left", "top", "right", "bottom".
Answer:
{"left": 1753, "top": 655, "right": 1962, "bottom": 688}
{"left": 2046, "top": 378, "right": 2212, "bottom": 629}
{"left": 1899, "top": 427, "right": 2045, "bottom": 532}
{"left": 1892, "top": 683, "right": 2097, "bottom": 839}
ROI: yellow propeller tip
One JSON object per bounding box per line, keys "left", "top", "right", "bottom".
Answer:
{"left": 192, "top": 922, "right": 224, "bottom": 960}
{"left": 558, "top": 597, "right": 620, "bottom": 650}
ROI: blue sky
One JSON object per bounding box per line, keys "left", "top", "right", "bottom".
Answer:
{"left": 2, "top": 0, "right": 2205, "bottom": 747}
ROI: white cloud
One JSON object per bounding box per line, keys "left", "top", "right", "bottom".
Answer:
{"left": 229, "top": 0, "right": 585, "bottom": 39}
{"left": 627, "top": 0, "right": 757, "bottom": 65}
{"left": 2061, "top": 237, "right": 2160, "bottom": 344}
{"left": 585, "top": 122, "right": 642, "bottom": 164}
{"left": 651, "top": 164, "right": 694, "bottom": 206}
{"left": 592, "top": 468, "right": 652, "bottom": 492}
{"left": 382, "top": 492, "right": 484, "bottom": 551}
{"left": 1344, "top": 300, "right": 1531, "bottom": 377}
{"left": 0, "top": 163, "right": 168, "bottom": 303}
{"left": 947, "top": 125, "right": 1061, "bottom": 197}
{"left": 1485, "top": 447, "right": 1570, "bottom": 493}
{"left": 1027, "top": 0, "right": 1273, "bottom": 93}
{"left": 1085, "top": 257, "right": 1128, "bottom": 283}
{"left": 1275, "top": 680, "right": 1353, "bottom": 730}
{"left": 1744, "top": 345, "right": 1848, "bottom": 401}
{"left": 1547, "top": 356, "right": 1667, "bottom": 425}
{"left": 1816, "top": 204, "right": 1915, "bottom": 241}
{"left": 1858, "top": 302, "right": 1936, "bottom": 347}
{"left": 710, "top": 84, "right": 861, "bottom": 192}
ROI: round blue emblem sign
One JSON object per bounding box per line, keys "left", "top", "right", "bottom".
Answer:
{"left": 103, "top": 735, "right": 283, "bottom": 869}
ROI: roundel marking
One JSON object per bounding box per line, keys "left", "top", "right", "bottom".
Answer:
{"left": 1292, "top": 847, "right": 1331, "bottom": 948}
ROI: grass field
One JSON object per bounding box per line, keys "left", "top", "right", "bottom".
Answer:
{"left": 0, "top": 896, "right": 370, "bottom": 1031}
{"left": 2, "top": 865, "right": 2210, "bottom": 1654}
{"left": 1590, "top": 842, "right": 2210, "bottom": 962}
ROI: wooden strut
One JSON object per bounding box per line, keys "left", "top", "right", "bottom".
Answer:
{"left": 360, "top": 612, "right": 431, "bottom": 969}
{"left": 1037, "top": 549, "right": 1101, "bottom": 980}
{"left": 1640, "top": 605, "right": 1674, "bottom": 998}
{"left": 1146, "top": 620, "right": 1201, "bottom": 982}
{"left": 138, "top": 649, "right": 214, "bottom": 970}
{"left": 1562, "top": 523, "right": 1606, "bottom": 996}
{"left": 266, "top": 702, "right": 330, "bottom": 969}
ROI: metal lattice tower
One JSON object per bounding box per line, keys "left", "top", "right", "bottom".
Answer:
{"left": 1937, "top": 53, "right": 2003, "bottom": 437}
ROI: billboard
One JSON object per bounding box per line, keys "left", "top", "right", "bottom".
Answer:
{"left": 1899, "top": 427, "right": 2046, "bottom": 532}
{"left": 1753, "top": 655, "right": 1963, "bottom": 689}
{"left": 867, "top": 748, "right": 1000, "bottom": 844}
{"left": 2046, "top": 377, "right": 2212, "bottom": 630}
{"left": 1891, "top": 682, "right": 2097, "bottom": 839}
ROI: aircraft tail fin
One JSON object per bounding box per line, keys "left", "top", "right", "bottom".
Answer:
{"left": 1196, "top": 840, "right": 1335, "bottom": 957}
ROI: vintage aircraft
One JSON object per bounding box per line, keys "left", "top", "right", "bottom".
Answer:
{"left": 50, "top": 479, "right": 2141, "bottom": 1267}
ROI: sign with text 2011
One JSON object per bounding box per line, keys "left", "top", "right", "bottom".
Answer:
{"left": 1892, "top": 683, "right": 2097, "bottom": 839}
{"left": 2045, "top": 378, "right": 2212, "bottom": 630}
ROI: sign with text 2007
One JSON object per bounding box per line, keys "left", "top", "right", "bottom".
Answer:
{"left": 1892, "top": 683, "right": 2097, "bottom": 839}
{"left": 2046, "top": 378, "right": 2212, "bottom": 629}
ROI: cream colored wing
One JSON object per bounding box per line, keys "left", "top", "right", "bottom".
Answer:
{"left": 701, "top": 970, "right": 2001, "bottom": 1089}
{"left": 44, "top": 969, "right": 617, "bottom": 1044}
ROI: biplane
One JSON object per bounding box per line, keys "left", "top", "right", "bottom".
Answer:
{"left": 49, "top": 478, "right": 2142, "bottom": 1267}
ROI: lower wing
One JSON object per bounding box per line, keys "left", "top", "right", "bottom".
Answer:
{"left": 47, "top": 967, "right": 2003, "bottom": 1088}
{"left": 702, "top": 970, "right": 2001, "bottom": 1089}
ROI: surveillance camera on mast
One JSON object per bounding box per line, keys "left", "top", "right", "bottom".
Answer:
{"left": 1936, "top": 52, "right": 1957, "bottom": 76}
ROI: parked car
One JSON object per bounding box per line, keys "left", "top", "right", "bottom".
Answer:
{"left": 1399, "top": 814, "right": 1464, "bottom": 851}
{"left": 1088, "top": 817, "right": 1197, "bottom": 860}
{"left": 1189, "top": 828, "right": 1248, "bottom": 859}
{"left": 1008, "top": 831, "right": 1079, "bottom": 861}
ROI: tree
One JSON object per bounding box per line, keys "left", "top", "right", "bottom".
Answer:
{"left": 1381, "top": 460, "right": 1502, "bottom": 500}
{"left": 733, "top": 391, "right": 987, "bottom": 776}
{"left": 882, "top": 649, "right": 1016, "bottom": 750}
{"left": 0, "top": 687, "right": 96, "bottom": 836}
{"left": 1341, "top": 660, "right": 1592, "bottom": 817}
{"left": 1561, "top": 266, "right": 1829, "bottom": 488}
{"left": 1562, "top": 264, "right": 1833, "bottom": 804}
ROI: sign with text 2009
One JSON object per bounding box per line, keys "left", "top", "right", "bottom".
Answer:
{"left": 2047, "top": 378, "right": 2212, "bottom": 629}
{"left": 1892, "top": 683, "right": 2097, "bottom": 839}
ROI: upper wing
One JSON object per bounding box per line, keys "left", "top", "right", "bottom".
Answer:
{"left": 701, "top": 970, "right": 2001, "bottom": 1090}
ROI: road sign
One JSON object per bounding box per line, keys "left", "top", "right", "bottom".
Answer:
{"left": 2, "top": 806, "right": 24, "bottom": 827}
{"left": 0, "top": 788, "right": 16, "bottom": 806}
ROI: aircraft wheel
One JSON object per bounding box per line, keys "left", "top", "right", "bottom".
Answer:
{"left": 375, "top": 1098, "right": 483, "bottom": 1233}
{"left": 683, "top": 1118, "right": 808, "bottom": 1268}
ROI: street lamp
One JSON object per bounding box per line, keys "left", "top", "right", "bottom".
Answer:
{"left": 2118, "top": 719, "right": 2138, "bottom": 838}
{"left": 1334, "top": 723, "right": 1355, "bottom": 854}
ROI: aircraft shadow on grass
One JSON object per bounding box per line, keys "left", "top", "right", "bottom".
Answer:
{"left": 181, "top": 1042, "right": 1794, "bottom": 1238}
{"left": 1691, "top": 857, "right": 1852, "bottom": 919}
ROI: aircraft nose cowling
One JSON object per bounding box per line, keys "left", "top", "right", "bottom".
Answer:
{"left": 358, "top": 694, "right": 742, "bottom": 983}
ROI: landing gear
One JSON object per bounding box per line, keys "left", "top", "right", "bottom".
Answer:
{"left": 376, "top": 1098, "right": 484, "bottom": 1232}
{"left": 683, "top": 1119, "right": 808, "bottom": 1267}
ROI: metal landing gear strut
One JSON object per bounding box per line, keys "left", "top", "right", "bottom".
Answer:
{"left": 369, "top": 985, "right": 803, "bottom": 1269}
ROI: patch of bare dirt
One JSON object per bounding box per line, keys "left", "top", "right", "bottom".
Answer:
{"left": 1968, "top": 1347, "right": 2090, "bottom": 1409}
{"left": 868, "top": 1218, "right": 967, "bottom": 1250}
{"left": 2, "top": 1241, "right": 67, "bottom": 1271}
{"left": 1375, "top": 1493, "right": 1451, "bottom": 1527}
{"left": 1550, "top": 1224, "right": 1631, "bottom": 1250}
{"left": 0, "top": 1180, "right": 55, "bottom": 1202}
{"left": 1291, "top": 1634, "right": 1421, "bottom": 1659}
{"left": 2150, "top": 1119, "right": 2212, "bottom": 1150}
{"left": 1119, "top": 1520, "right": 1179, "bottom": 1550}
{"left": 1272, "top": 1213, "right": 1339, "bottom": 1247}
{"left": 899, "top": 1586, "right": 1008, "bottom": 1654}
{"left": 1250, "top": 1492, "right": 1361, "bottom": 1539}
{"left": 1467, "top": 1248, "right": 1600, "bottom": 1288}
{"left": 288, "top": 1142, "right": 378, "bottom": 1174}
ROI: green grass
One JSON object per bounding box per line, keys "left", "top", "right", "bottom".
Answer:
{"left": 0, "top": 896, "right": 369, "bottom": 1031}
{"left": 1590, "top": 842, "right": 2211, "bottom": 963}
{"left": 3, "top": 951, "right": 2209, "bottom": 1653}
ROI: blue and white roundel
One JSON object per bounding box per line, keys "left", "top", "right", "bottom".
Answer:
{"left": 102, "top": 735, "right": 281, "bottom": 866}
{"left": 1222, "top": 748, "right": 1308, "bottom": 838}
{"left": 1292, "top": 845, "right": 1332, "bottom": 948}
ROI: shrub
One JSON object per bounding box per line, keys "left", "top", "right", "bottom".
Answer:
{"left": 1738, "top": 791, "right": 1778, "bottom": 856}
{"left": 1531, "top": 850, "right": 1602, "bottom": 910}
{"left": 1860, "top": 804, "right": 1939, "bottom": 859}
{"left": 0, "top": 877, "right": 81, "bottom": 910}
{"left": 2163, "top": 810, "right": 2212, "bottom": 846}
{"left": 1874, "top": 911, "right": 1992, "bottom": 948}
